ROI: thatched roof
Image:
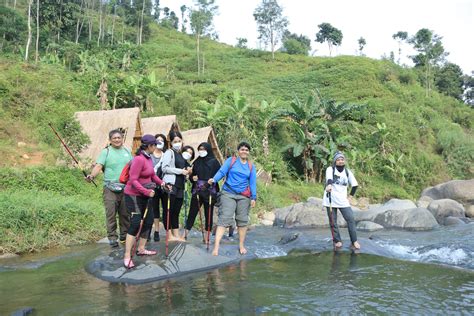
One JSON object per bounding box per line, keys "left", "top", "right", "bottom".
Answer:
{"left": 74, "top": 108, "right": 142, "bottom": 162}
{"left": 141, "top": 115, "right": 179, "bottom": 138}
{"left": 181, "top": 126, "right": 224, "bottom": 163}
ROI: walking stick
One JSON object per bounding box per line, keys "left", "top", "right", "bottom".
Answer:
{"left": 128, "top": 204, "right": 150, "bottom": 269}
{"left": 327, "top": 192, "right": 336, "bottom": 251}
{"left": 48, "top": 123, "right": 97, "bottom": 187}
{"left": 183, "top": 181, "right": 188, "bottom": 229}
{"left": 207, "top": 193, "right": 212, "bottom": 250}
{"left": 196, "top": 194, "right": 205, "bottom": 243}
{"left": 166, "top": 191, "right": 171, "bottom": 257}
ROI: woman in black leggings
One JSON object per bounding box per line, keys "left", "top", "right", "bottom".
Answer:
{"left": 161, "top": 131, "right": 191, "bottom": 242}
{"left": 185, "top": 142, "right": 221, "bottom": 243}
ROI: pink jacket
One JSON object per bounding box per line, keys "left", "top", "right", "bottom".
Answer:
{"left": 124, "top": 152, "right": 163, "bottom": 196}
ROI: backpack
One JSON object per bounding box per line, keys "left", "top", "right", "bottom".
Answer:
{"left": 119, "top": 161, "right": 132, "bottom": 184}
{"left": 331, "top": 166, "right": 350, "bottom": 185}
{"left": 227, "top": 156, "right": 253, "bottom": 198}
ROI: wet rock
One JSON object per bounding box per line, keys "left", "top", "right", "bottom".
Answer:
{"left": 427, "top": 199, "right": 465, "bottom": 224}
{"left": 443, "top": 216, "right": 465, "bottom": 226}
{"left": 357, "top": 221, "right": 384, "bottom": 232}
{"left": 273, "top": 205, "right": 293, "bottom": 227}
{"left": 278, "top": 232, "right": 299, "bottom": 244}
{"left": 373, "top": 207, "right": 438, "bottom": 231}
{"left": 86, "top": 242, "right": 247, "bottom": 284}
{"left": 421, "top": 179, "right": 474, "bottom": 205}
{"left": 354, "top": 199, "right": 417, "bottom": 223}
{"left": 283, "top": 202, "right": 346, "bottom": 228}
{"left": 11, "top": 307, "right": 34, "bottom": 316}
{"left": 465, "top": 205, "right": 474, "bottom": 218}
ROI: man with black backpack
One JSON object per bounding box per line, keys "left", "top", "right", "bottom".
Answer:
{"left": 86, "top": 129, "right": 132, "bottom": 247}
{"left": 323, "top": 151, "right": 360, "bottom": 250}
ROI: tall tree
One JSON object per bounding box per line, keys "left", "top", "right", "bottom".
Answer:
{"left": 34, "top": 0, "right": 39, "bottom": 62}
{"left": 409, "top": 28, "right": 448, "bottom": 96}
{"left": 25, "top": 0, "right": 33, "bottom": 61}
{"left": 236, "top": 37, "right": 248, "bottom": 48}
{"left": 180, "top": 5, "right": 187, "bottom": 32}
{"left": 392, "top": 31, "right": 407, "bottom": 64}
{"left": 315, "top": 22, "right": 342, "bottom": 56}
{"left": 253, "top": 0, "right": 288, "bottom": 59}
{"left": 189, "top": 0, "right": 218, "bottom": 76}
{"left": 282, "top": 31, "right": 311, "bottom": 55}
{"left": 357, "top": 37, "right": 366, "bottom": 56}
{"left": 435, "top": 63, "right": 464, "bottom": 100}
{"left": 464, "top": 72, "right": 474, "bottom": 107}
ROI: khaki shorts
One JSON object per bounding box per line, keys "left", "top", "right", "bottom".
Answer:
{"left": 217, "top": 190, "right": 250, "bottom": 227}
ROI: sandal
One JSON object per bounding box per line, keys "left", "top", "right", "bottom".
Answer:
{"left": 124, "top": 258, "right": 135, "bottom": 269}
{"left": 137, "top": 249, "right": 157, "bottom": 256}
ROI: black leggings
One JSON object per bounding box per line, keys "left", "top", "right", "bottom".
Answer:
{"left": 148, "top": 188, "right": 166, "bottom": 219}
{"left": 162, "top": 192, "right": 183, "bottom": 230}
{"left": 125, "top": 194, "right": 153, "bottom": 239}
{"left": 185, "top": 192, "right": 216, "bottom": 232}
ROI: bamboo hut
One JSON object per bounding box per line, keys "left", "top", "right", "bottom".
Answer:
{"left": 141, "top": 115, "right": 180, "bottom": 140}
{"left": 181, "top": 126, "right": 224, "bottom": 163}
{"left": 74, "top": 108, "right": 142, "bottom": 163}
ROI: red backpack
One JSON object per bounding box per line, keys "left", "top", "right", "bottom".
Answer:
{"left": 119, "top": 161, "right": 132, "bottom": 184}
{"left": 228, "top": 156, "right": 253, "bottom": 198}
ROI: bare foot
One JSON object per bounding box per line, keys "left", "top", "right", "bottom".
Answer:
{"left": 334, "top": 242, "right": 343, "bottom": 248}
{"left": 212, "top": 248, "right": 219, "bottom": 256}
{"left": 168, "top": 236, "right": 186, "bottom": 242}
{"left": 239, "top": 247, "right": 247, "bottom": 255}
{"left": 352, "top": 241, "right": 361, "bottom": 250}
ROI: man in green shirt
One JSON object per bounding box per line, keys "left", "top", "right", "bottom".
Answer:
{"left": 86, "top": 129, "right": 132, "bottom": 247}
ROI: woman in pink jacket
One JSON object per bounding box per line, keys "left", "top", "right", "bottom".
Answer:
{"left": 123, "top": 134, "right": 165, "bottom": 268}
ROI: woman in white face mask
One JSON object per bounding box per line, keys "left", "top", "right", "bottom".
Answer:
{"left": 185, "top": 142, "right": 221, "bottom": 243}
{"left": 160, "top": 131, "right": 189, "bottom": 242}
{"left": 148, "top": 134, "right": 168, "bottom": 242}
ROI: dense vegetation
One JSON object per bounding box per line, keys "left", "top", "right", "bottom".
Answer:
{"left": 0, "top": 1, "right": 472, "bottom": 254}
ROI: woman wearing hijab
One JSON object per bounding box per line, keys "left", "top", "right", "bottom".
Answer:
{"left": 184, "top": 142, "right": 221, "bottom": 242}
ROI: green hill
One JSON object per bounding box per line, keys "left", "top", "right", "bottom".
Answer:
{"left": 0, "top": 16, "right": 473, "bottom": 253}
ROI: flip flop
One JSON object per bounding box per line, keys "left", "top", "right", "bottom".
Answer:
{"left": 137, "top": 249, "right": 157, "bottom": 256}
{"left": 124, "top": 258, "right": 135, "bottom": 269}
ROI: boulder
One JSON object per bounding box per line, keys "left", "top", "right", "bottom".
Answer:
{"left": 356, "top": 221, "right": 384, "bottom": 232}
{"left": 421, "top": 179, "right": 474, "bottom": 205}
{"left": 273, "top": 205, "right": 293, "bottom": 227}
{"left": 354, "top": 199, "right": 417, "bottom": 222}
{"left": 427, "top": 199, "right": 465, "bottom": 224}
{"left": 373, "top": 207, "right": 438, "bottom": 231}
{"left": 276, "top": 200, "right": 346, "bottom": 228}
{"left": 417, "top": 196, "right": 433, "bottom": 209}
{"left": 465, "top": 205, "right": 474, "bottom": 218}
{"left": 262, "top": 212, "right": 275, "bottom": 222}
{"left": 443, "top": 216, "right": 465, "bottom": 226}
{"left": 357, "top": 197, "right": 370, "bottom": 210}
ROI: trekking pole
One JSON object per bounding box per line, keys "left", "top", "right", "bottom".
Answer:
{"left": 207, "top": 192, "right": 212, "bottom": 251}
{"left": 166, "top": 190, "right": 171, "bottom": 257}
{"left": 183, "top": 181, "right": 188, "bottom": 230}
{"left": 128, "top": 205, "right": 150, "bottom": 269}
{"left": 48, "top": 123, "right": 97, "bottom": 187}
{"left": 327, "top": 192, "right": 336, "bottom": 251}
{"left": 197, "top": 194, "right": 205, "bottom": 243}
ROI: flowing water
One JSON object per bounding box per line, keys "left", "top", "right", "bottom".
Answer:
{"left": 1, "top": 224, "right": 473, "bottom": 315}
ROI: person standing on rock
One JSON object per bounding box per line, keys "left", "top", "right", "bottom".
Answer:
{"left": 208, "top": 141, "right": 257, "bottom": 256}
{"left": 323, "top": 151, "right": 360, "bottom": 250}
{"left": 161, "top": 131, "right": 191, "bottom": 242}
{"left": 185, "top": 142, "right": 221, "bottom": 242}
{"left": 123, "top": 135, "right": 166, "bottom": 268}
{"left": 86, "top": 129, "right": 132, "bottom": 248}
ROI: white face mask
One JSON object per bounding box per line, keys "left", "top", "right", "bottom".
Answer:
{"left": 157, "top": 142, "right": 164, "bottom": 150}
{"left": 198, "top": 150, "right": 208, "bottom": 158}
{"left": 182, "top": 152, "right": 192, "bottom": 161}
{"left": 172, "top": 142, "right": 182, "bottom": 151}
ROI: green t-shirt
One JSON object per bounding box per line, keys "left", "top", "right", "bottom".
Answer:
{"left": 96, "top": 146, "right": 132, "bottom": 184}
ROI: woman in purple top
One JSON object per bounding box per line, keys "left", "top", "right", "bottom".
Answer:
{"left": 123, "top": 134, "right": 165, "bottom": 269}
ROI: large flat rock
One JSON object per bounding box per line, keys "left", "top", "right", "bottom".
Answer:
{"left": 86, "top": 241, "right": 252, "bottom": 284}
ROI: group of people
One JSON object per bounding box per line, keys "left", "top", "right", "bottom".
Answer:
{"left": 86, "top": 129, "right": 360, "bottom": 268}
{"left": 86, "top": 129, "right": 257, "bottom": 268}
